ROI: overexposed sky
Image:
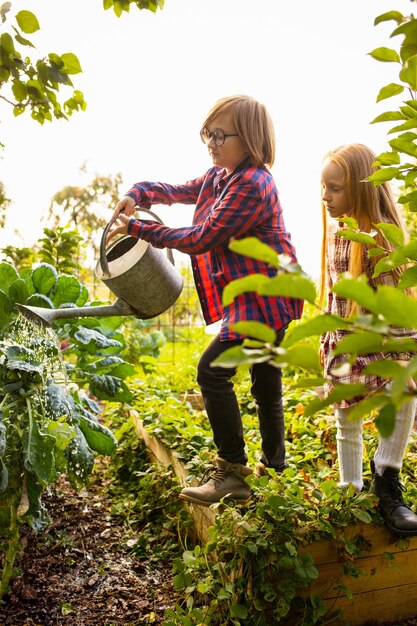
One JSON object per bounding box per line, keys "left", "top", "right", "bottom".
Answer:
{"left": 0, "top": 0, "right": 413, "bottom": 278}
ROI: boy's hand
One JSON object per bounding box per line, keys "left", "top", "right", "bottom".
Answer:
{"left": 111, "top": 196, "right": 137, "bottom": 220}
{"left": 106, "top": 213, "right": 132, "bottom": 244}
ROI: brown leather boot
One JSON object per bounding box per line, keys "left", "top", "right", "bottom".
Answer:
{"left": 179, "top": 457, "right": 252, "bottom": 506}
{"left": 370, "top": 460, "right": 417, "bottom": 537}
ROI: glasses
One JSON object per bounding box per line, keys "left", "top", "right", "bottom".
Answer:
{"left": 200, "top": 127, "right": 239, "bottom": 146}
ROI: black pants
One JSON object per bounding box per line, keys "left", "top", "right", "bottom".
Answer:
{"left": 196, "top": 328, "right": 287, "bottom": 470}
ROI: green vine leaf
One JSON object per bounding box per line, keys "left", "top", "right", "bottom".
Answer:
{"left": 374, "top": 11, "right": 403, "bottom": 26}
{"left": 400, "top": 54, "right": 417, "bottom": 90}
{"left": 368, "top": 47, "right": 400, "bottom": 63}
{"left": 375, "top": 222, "right": 404, "bottom": 246}
{"left": 229, "top": 237, "right": 278, "bottom": 267}
{"left": 376, "top": 82, "right": 404, "bottom": 102}
{"left": 15, "top": 10, "right": 40, "bottom": 34}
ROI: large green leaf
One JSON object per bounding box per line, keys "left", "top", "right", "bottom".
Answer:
{"left": 375, "top": 403, "right": 396, "bottom": 438}
{"left": 371, "top": 111, "right": 406, "bottom": 124}
{"left": 331, "top": 277, "right": 378, "bottom": 313}
{"left": 25, "top": 472, "right": 49, "bottom": 531}
{"left": 373, "top": 151, "right": 401, "bottom": 166}
{"left": 363, "top": 360, "right": 405, "bottom": 378}
{"left": 222, "top": 274, "right": 269, "bottom": 306}
{"left": 230, "top": 321, "right": 276, "bottom": 343}
{"left": 15, "top": 10, "right": 40, "bottom": 34}
{"left": 109, "top": 362, "right": 136, "bottom": 379}
{"left": 0, "top": 288, "right": 12, "bottom": 326}
{"left": 44, "top": 380, "right": 74, "bottom": 420}
{"left": 272, "top": 345, "right": 321, "bottom": 372}
{"left": 332, "top": 331, "right": 384, "bottom": 357}
{"left": 89, "top": 374, "right": 133, "bottom": 402}
{"left": 368, "top": 47, "right": 400, "bottom": 62}
{"left": 45, "top": 420, "right": 76, "bottom": 451}
{"left": 398, "top": 190, "right": 417, "bottom": 206}
{"left": 229, "top": 237, "right": 278, "bottom": 267}
{"left": 400, "top": 54, "right": 417, "bottom": 91}
{"left": 367, "top": 167, "right": 400, "bottom": 187}
{"left": 304, "top": 383, "right": 367, "bottom": 417}
{"left": 31, "top": 263, "right": 58, "bottom": 295}
{"left": 4, "top": 343, "right": 42, "bottom": 374}
{"left": 258, "top": 274, "right": 316, "bottom": 304}
{"left": 398, "top": 240, "right": 417, "bottom": 260}
{"left": 0, "top": 262, "right": 19, "bottom": 289}
{"left": 0, "top": 459, "right": 8, "bottom": 493}
{"left": 73, "top": 327, "right": 122, "bottom": 354}
{"left": 372, "top": 250, "right": 408, "bottom": 278}
{"left": 52, "top": 275, "right": 82, "bottom": 307}
{"left": 336, "top": 229, "right": 377, "bottom": 245}
{"left": 376, "top": 83, "right": 404, "bottom": 102}
{"left": 76, "top": 284, "right": 89, "bottom": 307}
{"left": 78, "top": 415, "right": 117, "bottom": 455}
{"left": 389, "top": 137, "right": 417, "bottom": 158}
{"left": 376, "top": 286, "right": 417, "bottom": 327}
{"left": 398, "top": 265, "right": 417, "bottom": 289}
{"left": 212, "top": 345, "right": 271, "bottom": 368}
{"left": 375, "top": 222, "right": 404, "bottom": 247}
{"left": 22, "top": 416, "right": 56, "bottom": 484}
{"left": 25, "top": 293, "right": 54, "bottom": 309}
{"left": 66, "top": 427, "right": 94, "bottom": 488}
{"left": 60, "top": 52, "right": 82, "bottom": 75}
{"left": 374, "top": 11, "right": 404, "bottom": 26}
{"left": 8, "top": 278, "right": 30, "bottom": 305}
{"left": 346, "top": 394, "right": 389, "bottom": 422}
{"left": 282, "top": 314, "right": 350, "bottom": 348}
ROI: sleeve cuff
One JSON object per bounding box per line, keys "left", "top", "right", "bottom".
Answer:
{"left": 127, "top": 218, "right": 138, "bottom": 236}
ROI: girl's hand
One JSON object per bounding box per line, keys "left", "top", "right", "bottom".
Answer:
{"left": 111, "top": 196, "right": 137, "bottom": 220}
{"left": 106, "top": 213, "right": 132, "bottom": 244}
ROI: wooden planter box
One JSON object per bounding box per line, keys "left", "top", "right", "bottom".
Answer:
{"left": 132, "top": 412, "right": 417, "bottom": 625}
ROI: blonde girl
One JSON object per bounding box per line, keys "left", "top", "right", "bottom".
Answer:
{"left": 320, "top": 143, "right": 417, "bottom": 537}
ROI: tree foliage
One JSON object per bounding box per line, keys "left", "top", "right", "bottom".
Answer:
{"left": 0, "top": 3, "right": 85, "bottom": 145}
{"left": 0, "top": 0, "right": 165, "bottom": 147}
{"left": 103, "top": 0, "right": 164, "bottom": 17}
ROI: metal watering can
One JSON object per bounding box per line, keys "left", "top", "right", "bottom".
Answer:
{"left": 16, "top": 209, "right": 184, "bottom": 328}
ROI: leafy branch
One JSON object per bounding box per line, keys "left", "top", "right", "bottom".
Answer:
{"left": 0, "top": 4, "right": 85, "bottom": 132}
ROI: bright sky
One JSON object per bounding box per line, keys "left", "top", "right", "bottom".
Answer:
{"left": 0, "top": 0, "right": 413, "bottom": 278}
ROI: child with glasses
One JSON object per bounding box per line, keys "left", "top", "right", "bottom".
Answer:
{"left": 108, "top": 95, "right": 303, "bottom": 506}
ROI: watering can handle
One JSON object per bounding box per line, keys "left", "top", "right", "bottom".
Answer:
{"left": 100, "top": 207, "right": 175, "bottom": 277}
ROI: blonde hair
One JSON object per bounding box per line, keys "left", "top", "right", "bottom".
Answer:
{"left": 201, "top": 95, "right": 275, "bottom": 168}
{"left": 319, "top": 143, "right": 409, "bottom": 313}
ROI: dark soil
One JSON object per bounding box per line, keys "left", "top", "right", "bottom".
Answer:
{"left": 0, "top": 467, "right": 177, "bottom": 626}
{"left": 2, "top": 464, "right": 417, "bottom": 626}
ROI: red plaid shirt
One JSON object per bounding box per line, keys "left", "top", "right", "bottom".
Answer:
{"left": 126, "top": 161, "right": 303, "bottom": 340}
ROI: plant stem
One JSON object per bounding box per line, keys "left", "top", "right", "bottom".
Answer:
{"left": 0, "top": 505, "right": 20, "bottom": 601}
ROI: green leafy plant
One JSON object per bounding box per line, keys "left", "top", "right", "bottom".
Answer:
{"left": 0, "top": 328, "right": 117, "bottom": 600}
{"left": 120, "top": 341, "right": 390, "bottom": 625}
{"left": 0, "top": 254, "right": 139, "bottom": 598}
{"left": 104, "top": 407, "right": 193, "bottom": 562}
{"left": 37, "top": 227, "right": 84, "bottom": 275}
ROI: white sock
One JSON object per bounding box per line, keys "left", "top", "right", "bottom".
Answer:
{"left": 335, "top": 407, "right": 364, "bottom": 492}
{"left": 373, "top": 399, "right": 416, "bottom": 475}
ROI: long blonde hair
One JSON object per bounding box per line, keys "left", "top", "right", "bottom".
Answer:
{"left": 201, "top": 95, "right": 275, "bottom": 168}
{"left": 319, "top": 143, "right": 409, "bottom": 313}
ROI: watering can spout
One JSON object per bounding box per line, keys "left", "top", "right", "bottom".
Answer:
{"left": 16, "top": 299, "right": 137, "bottom": 328}
{"left": 16, "top": 208, "right": 183, "bottom": 328}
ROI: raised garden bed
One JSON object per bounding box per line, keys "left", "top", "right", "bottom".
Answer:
{"left": 133, "top": 412, "right": 417, "bottom": 626}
